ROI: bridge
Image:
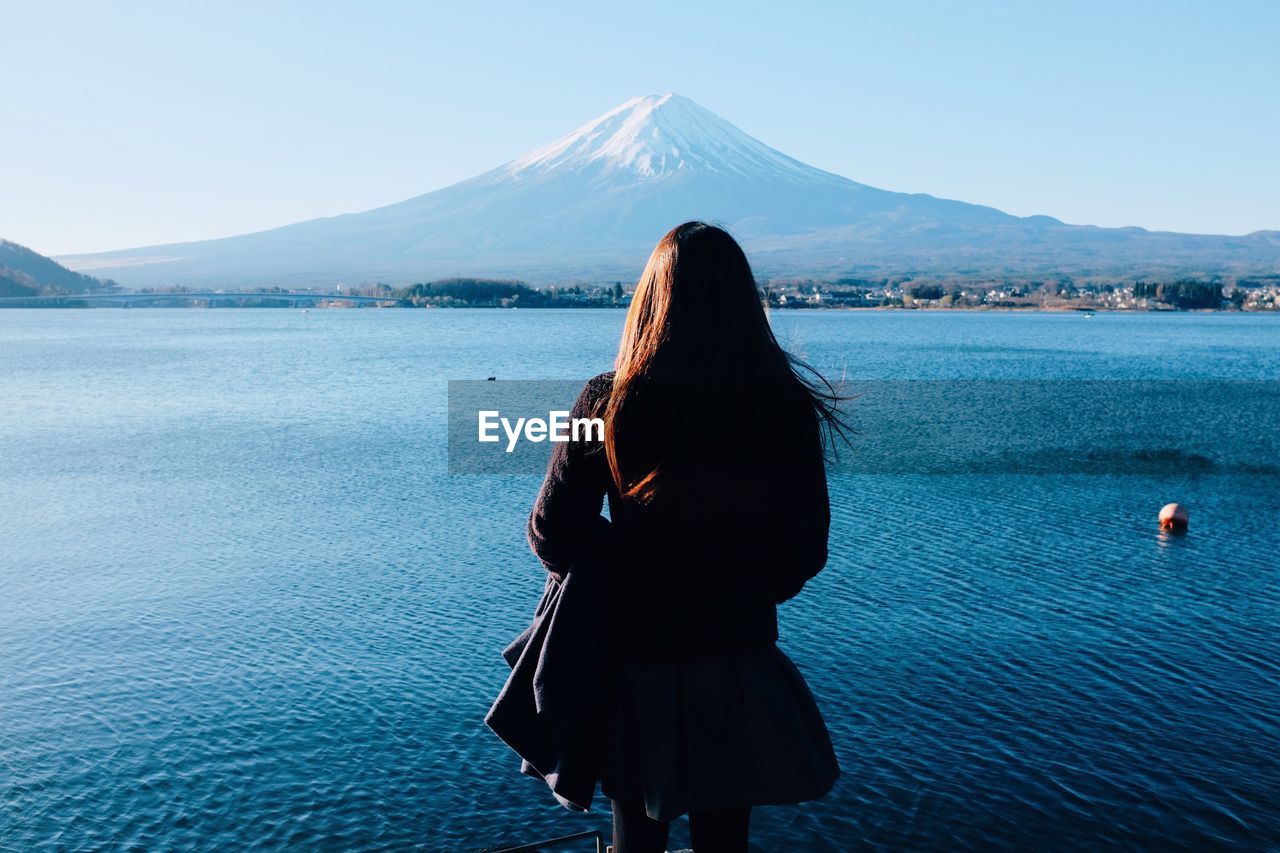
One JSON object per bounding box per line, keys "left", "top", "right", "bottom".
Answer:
{"left": 0, "top": 291, "right": 402, "bottom": 308}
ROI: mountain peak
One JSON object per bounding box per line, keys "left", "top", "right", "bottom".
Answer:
{"left": 504, "top": 93, "right": 823, "bottom": 183}
{"left": 57, "top": 93, "right": 1280, "bottom": 288}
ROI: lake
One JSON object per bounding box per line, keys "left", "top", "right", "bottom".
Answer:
{"left": 1, "top": 309, "right": 1277, "bottom": 850}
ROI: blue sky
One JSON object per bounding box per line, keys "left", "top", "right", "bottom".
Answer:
{"left": 3, "top": 0, "right": 1277, "bottom": 255}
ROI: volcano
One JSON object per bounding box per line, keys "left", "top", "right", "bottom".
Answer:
{"left": 59, "top": 94, "right": 1280, "bottom": 287}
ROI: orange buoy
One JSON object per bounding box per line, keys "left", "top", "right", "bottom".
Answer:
{"left": 1159, "top": 503, "right": 1189, "bottom": 532}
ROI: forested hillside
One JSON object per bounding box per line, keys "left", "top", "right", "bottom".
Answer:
{"left": 0, "top": 240, "right": 114, "bottom": 296}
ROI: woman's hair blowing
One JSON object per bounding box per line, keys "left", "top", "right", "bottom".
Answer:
{"left": 603, "top": 222, "right": 846, "bottom": 501}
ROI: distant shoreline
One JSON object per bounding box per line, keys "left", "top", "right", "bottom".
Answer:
{"left": 4, "top": 275, "right": 1276, "bottom": 312}
{"left": 2, "top": 299, "right": 1276, "bottom": 313}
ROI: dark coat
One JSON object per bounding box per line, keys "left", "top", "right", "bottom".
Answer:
{"left": 526, "top": 372, "right": 830, "bottom": 664}
{"left": 489, "top": 370, "right": 832, "bottom": 810}
{"left": 484, "top": 568, "right": 604, "bottom": 812}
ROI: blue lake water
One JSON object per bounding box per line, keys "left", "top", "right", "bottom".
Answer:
{"left": 1, "top": 309, "right": 1278, "bottom": 851}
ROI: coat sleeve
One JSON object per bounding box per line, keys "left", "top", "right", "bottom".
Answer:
{"left": 768, "top": 406, "right": 831, "bottom": 603}
{"left": 527, "top": 375, "right": 613, "bottom": 578}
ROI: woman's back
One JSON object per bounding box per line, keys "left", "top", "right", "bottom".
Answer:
{"left": 520, "top": 222, "right": 841, "bottom": 850}
{"left": 529, "top": 370, "right": 830, "bottom": 663}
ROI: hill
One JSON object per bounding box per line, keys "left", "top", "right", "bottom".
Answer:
{"left": 1, "top": 240, "right": 114, "bottom": 296}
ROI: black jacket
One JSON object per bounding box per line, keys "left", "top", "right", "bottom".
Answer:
{"left": 527, "top": 372, "right": 830, "bottom": 664}
{"left": 485, "top": 569, "right": 604, "bottom": 812}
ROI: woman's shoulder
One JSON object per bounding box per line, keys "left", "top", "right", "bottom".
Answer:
{"left": 571, "top": 371, "right": 615, "bottom": 416}
{"left": 582, "top": 371, "right": 615, "bottom": 401}
{"left": 585, "top": 370, "right": 616, "bottom": 390}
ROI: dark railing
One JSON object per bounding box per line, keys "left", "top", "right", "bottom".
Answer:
{"left": 484, "top": 829, "right": 607, "bottom": 853}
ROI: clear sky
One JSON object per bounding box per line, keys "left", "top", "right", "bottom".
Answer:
{"left": 4, "top": 0, "right": 1277, "bottom": 255}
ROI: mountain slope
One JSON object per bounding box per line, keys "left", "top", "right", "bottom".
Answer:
{"left": 1, "top": 239, "right": 112, "bottom": 296}
{"left": 58, "top": 94, "right": 1280, "bottom": 287}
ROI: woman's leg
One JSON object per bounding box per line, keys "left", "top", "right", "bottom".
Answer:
{"left": 611, "top": 797, "right": 669, "bottom": 853}
{"left": 688, "top": 806, "right": 751, "bottom": 853}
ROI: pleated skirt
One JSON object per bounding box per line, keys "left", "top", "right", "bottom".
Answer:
{"left": 599, "top": 643, "right": 840, "bottom": 822}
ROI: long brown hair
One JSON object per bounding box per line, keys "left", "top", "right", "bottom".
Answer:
{"left": 603, "top": 221, "right": 846, "bottom": 501}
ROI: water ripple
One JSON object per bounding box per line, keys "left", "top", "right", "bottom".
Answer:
{"left": 1, "top": 310, "right": 1278, "bottom": 850}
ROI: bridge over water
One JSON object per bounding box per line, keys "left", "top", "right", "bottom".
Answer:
{"left": 0, "top": 291, "right": 401, "bottom": 308}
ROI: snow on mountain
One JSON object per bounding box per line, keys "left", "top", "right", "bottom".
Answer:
{"left": 505, "top": 93, "right": 827, "bottom": 184}
{"left": 59, "top": 94, "right": 1280, "bottom": 287}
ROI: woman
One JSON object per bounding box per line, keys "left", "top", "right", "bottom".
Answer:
{"left": 527, "top": 222, "right": 842, "bottom": 852}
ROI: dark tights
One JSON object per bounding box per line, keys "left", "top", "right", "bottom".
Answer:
{"left": 610, "top": 797, "right": 751, "bottom": 853}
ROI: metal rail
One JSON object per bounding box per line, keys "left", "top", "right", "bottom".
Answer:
{"left": 485, "top": 829, "right": 607, "bottom": 853}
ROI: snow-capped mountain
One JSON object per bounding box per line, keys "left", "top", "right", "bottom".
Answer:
{"left": 60, "top": 94, "right": 1280, "bottom": 287}
{"left": 505, "top": 94, "right": 828, "bottom": 183}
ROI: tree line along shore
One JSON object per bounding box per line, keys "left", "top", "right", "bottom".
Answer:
{"left": 384, "top": 276, "right": 1280, "bottom": 311}
{"left": 4, "top": 275, "right": 1280, "bottom": 312}
{"left": 4, "top": 237, "right": 1277, "bottom": 310}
